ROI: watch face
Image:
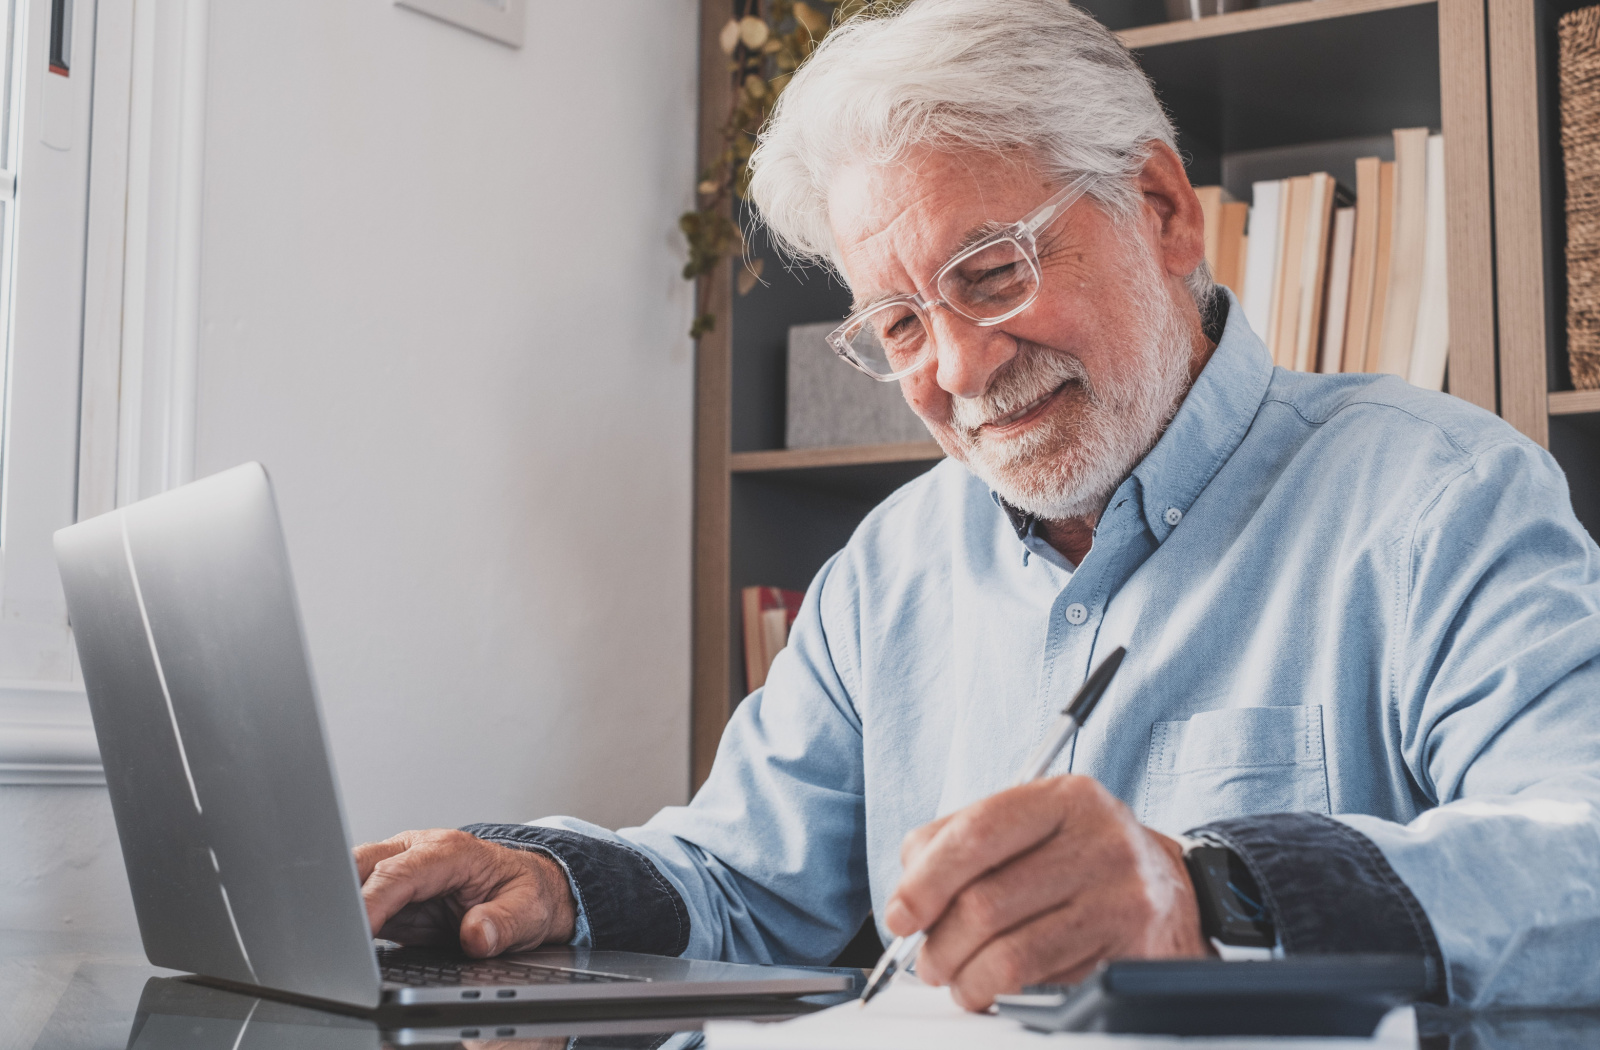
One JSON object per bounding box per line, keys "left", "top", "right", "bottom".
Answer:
{"left": 1187, "top": 845, "right": 1275, "bottom": 948}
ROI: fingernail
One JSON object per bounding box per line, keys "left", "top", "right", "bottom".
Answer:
{"left": 883, "top": 899, "right": 911, "bottom": 933}
{"left": 480, "top": 918, "right": 499, "bottom": 955}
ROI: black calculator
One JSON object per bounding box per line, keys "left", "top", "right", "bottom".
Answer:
{"left": 993, "top": 955, "right": 1434, "bottom": 1037}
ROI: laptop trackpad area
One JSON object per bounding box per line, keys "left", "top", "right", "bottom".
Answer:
{"left": 375, "top": 944, "right": 853, "bottom": 1005}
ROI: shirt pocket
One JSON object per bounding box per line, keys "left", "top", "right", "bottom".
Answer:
{"left": 1140, "top": 705, "right": 1330, "bottom": 836}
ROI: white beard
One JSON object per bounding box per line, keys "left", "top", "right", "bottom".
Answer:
{"left": 943, "top": 267, "right": 1197, "bottom": 523}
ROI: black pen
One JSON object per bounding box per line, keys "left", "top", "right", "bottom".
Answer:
{"left": 858, "top": 645, "right": 1127, "bottom": 1007}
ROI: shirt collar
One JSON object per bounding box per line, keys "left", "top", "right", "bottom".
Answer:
{"left": 1128, "top": 287, "right": 1273, "bottom": 542}
{"left": 990, "top": 288, "right": 1272, "bottom": 544}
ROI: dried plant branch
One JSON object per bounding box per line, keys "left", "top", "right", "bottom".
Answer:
{"left": 682, "top": 0, "right": 885, "bottom": 339}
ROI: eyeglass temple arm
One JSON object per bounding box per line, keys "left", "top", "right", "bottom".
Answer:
{"left": 1019, "top": 174, "right": 1098, "bottom": 237}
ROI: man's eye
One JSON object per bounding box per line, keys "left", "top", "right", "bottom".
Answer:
{"left": 969, "top": 262, "right": 1018, "bottom": 285}
{"left": 886, "top": 313, "right": 921, "bottom": 339}
{"left": 872, "top": 310, "right": 922, "bottom": 345}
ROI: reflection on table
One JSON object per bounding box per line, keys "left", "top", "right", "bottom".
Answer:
{"left": 7, "top": 939, "right": 1600, "bottom": 1049}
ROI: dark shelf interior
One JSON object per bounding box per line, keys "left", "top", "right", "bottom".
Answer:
{"left": 729, "top": 213, "right": 853, "bottom": 455}
{"left": 1532, "top": 0, "right": 1600, "bottom": 539}
{"left": 1552, "top": 414, "right": 1600, "bottom": 536}
{"left": 727, "top": 461, "right": 941, "bottom": 705}
{"left": 1134, "top": 2, "right": 1441, "bottom": 184}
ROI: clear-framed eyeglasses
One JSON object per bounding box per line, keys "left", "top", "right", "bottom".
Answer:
{"left": 826, "top": 173, "right": 1099, "bottom": 382}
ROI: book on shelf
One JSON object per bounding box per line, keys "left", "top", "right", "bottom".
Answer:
{"left": 1409, "top": 134, "right": 1449, "bottom": 392}
{"left": 741, "top": 586, "right": 804, "bottom": 694}
{"left": 1196, "top": 185, "right": 1232, "bottom": 276}
{"left": 1376, "top": 127, "right": 1431, "bottom": 378}
{"left": 1363, "top": 159, "right": 1397, "bottom": 373}
{"left": 1292, "top": 172, "right": 1338, "bottom": 374}
{"left": 1240, "top": 179, "right": 1283, "bottom": 340}
{"left": 1216, "top": 201, "right": 1250, "bottom": 293}
{"left": 1321, "top": 206, "right": 1357, "bottom": 374}
{"left": 1226, "top": 127, "right": 1446, "bottom": 390}
{"left": 1341, "top": 156, "right": 1384, "bottom": 374}
{"left": 1196, "top": 186, "right": 1250, "bottom": 293}
{"left": 1272, "top": 175, "right": 1312, "bottom": 368}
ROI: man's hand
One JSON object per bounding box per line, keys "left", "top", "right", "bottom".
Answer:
{"left": 354, "top": 829, "right": 577, "bottom": 957}
{"left": 885, "top": 775, "right": 1205, "bottom": 1011}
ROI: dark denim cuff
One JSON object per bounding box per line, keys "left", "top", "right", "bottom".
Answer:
{"left": 1189, "top": 812, "right": 1446, "bottom": 1003}
{"left": 461, "top": 823, "right": 690, "bottom": 957}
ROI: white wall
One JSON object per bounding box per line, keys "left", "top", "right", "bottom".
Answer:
{"left": 0, "top": 0, "right": 700, "bottom": 935}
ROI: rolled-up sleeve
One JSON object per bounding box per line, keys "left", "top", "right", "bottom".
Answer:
{"left": 1201, "top": 441, "right": 1600, "bottom": 1007}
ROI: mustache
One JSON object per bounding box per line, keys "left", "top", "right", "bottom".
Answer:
{"left": 950, "top": 344, "right": 1092, "bottom": 436}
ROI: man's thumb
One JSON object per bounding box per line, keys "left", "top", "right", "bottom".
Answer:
{"left": 459, "top": 885, "right": 551, "bottom": 958}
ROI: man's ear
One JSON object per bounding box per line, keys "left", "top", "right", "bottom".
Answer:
{"left": 1137, "top": 141, "right": 1206, "bottom": 281}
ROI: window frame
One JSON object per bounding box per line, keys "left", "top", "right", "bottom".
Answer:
{"left": 0, "top": 0, "right": 206, "bottom": 785}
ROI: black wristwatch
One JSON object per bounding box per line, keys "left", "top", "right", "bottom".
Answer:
{"left": 1182, "top": 835, "right": 1277, "bottom": 950}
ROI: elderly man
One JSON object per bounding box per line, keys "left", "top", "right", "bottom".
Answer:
{"left": 357, "top": 0, "right": 1600, "bottom": 1010}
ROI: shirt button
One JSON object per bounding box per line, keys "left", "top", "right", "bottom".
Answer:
{"left": 1064, "top": 602, "right": 1089, "bottom": 625}
{"left": 1165, "top": 507, "right": 1183, "bottom": 527}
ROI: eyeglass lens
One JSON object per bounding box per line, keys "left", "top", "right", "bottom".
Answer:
{"left": 843, "top": 237, "right": 1040, "bottom": 377}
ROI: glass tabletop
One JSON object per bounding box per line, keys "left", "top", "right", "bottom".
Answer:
{"left": 7, "top": 934, "right": 1600, "bottom": 1049}
{"left": 0, "top": 933, "right": 834, "bottom": 1050}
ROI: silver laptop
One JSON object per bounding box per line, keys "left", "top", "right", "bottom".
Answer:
{"left": 53, "top": 462, "right": 851, "bottom": 1011}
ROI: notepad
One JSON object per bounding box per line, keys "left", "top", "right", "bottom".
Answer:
{"left": 702, "top": 975, "right": 1418, "bottom": 1049}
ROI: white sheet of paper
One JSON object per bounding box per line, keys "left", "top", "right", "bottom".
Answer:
{"left": 702, "top": 975, "right": 1419, "bottom": 1050}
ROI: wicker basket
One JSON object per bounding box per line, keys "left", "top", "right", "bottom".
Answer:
{"left": 1561, "top": 5, "right": 1600, "bottom": 389}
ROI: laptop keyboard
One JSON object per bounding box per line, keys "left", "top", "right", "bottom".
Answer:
{"left": 378, "top": 952, "right": 647, "bottom": 988}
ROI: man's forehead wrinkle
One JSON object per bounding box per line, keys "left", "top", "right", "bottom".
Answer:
{"left": 835, "top": 149, "right": 1053, "bottom": 312}
{"left": 840, "top": 183, "right": 953, "bottom": 310}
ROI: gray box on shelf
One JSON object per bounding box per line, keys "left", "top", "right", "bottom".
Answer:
{"left": 786, "top": 321, "right": 930, "bottom": 448}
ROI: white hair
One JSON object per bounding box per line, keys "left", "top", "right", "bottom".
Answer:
{"left": 747, "top": 0, "right": 1214, "bottom": 303}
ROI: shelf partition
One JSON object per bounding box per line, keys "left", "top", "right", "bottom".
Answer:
{"left": 730, "top": 442, "right": 944, "bottom": 473}
{"left": 1550, "top": 390, "right": 1600, "bottom": 416}
{"left": 1118, "top": 0, "right": 1434, "bottom": 48}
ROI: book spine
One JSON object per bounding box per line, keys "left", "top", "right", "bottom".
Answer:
{"left": 1364, "top": 161, "right": 1398, "bottom": 373}
{"left": 1342, "top": 156, "right": 1383, "bottom": 373}
{"left": 1321, "top": 206, "right": 1358, "bottom": 373}
{"left": 1294, "top": 173, "right": 1336, "bottom": 372}
{"left": 1273, "top": 176, "right": 1312, "bottom": 368}
{"left": 1408, "top": 134, "right": 1451, "bottom": 391}
{"left": 1241, "top": 181, "right": 1283, "bottom": 340}
{"left": 1377, "top": 128, "right": 1431, "bottom": 376}
{"left": 742, "top": 587, "right": 767, "bottom": 694}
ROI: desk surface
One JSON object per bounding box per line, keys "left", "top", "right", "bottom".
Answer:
{"left": 0, "top": 931, "right": 827, "bottom": 1049}
{"left": 6, "top": 933, "right": 1600, "bottom": 1049}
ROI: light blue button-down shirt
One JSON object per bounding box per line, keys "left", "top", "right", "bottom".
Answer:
{"left": 541, "top": 293, "right": 1600, "bottom": 1007}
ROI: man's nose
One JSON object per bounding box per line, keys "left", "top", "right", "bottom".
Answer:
{"left": 929, "top": 308, "right": 1018, "bottom": 400}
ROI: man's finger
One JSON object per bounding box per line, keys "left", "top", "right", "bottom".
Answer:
{"left": 946, "top": 899, "right": 1109, "bottom": 1011}
{"left": 914, "top": 833, "right": 1093, "bottom": 986}
{"left": 899, "top": 813, "right": 953, "bottom": 867}
{"left": 361, "top": 837, "right": 485, "bottom": 936}
{"left": 354, "top": 835, "right": 413, "bottom": 883}
{"left": 887, "top": 780, "right": 1082, "bottom": 934}
{"left": 459, "top": 879, "right": 560, "bottom": 958}
{"left": 376, "top": 899, "right": 464, "bottom": 946}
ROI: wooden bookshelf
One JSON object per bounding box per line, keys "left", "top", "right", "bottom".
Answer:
{"left": 691, "top": 0, "right": 1501, "bottom": 790}
{"left": 1484, "top": 0, "right": 1600, "bottom": 532}
{"left": 1120, "top": 0, "right": 1496, "bottom": 412}
{"left": 1119, "top": 0, "right": 1435, "bottom": 48}
{"left": 1487, "top": 0, "right": 1555, "bottom": 446}
{"left": 1551, "top": 390, "right": 1600, "bottom": 415}
{"left": 730, "top": 442, "right": 944, "bottom": 473}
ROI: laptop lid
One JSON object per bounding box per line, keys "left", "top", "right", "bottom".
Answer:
{"left": 55, "top": 463, "right": 383, "bottom": 1008}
